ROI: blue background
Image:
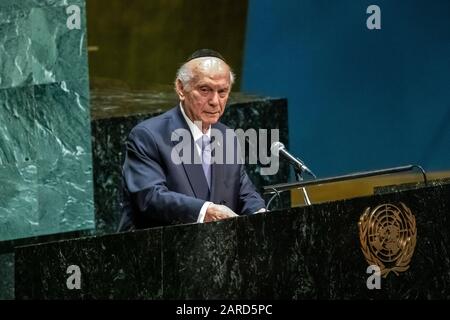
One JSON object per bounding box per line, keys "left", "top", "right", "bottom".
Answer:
{"left": 242, "top": 0, "right": 450, "bottom": 177}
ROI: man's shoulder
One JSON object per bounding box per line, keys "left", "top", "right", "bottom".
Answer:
{"left": 213, "top": 121, "right": 241, "bottom": 141}
{"left": 131, "top": 106, "right": 178, "bottom": 136}
{"left": 212, "top": 121, "right": 231, "bottom": 132}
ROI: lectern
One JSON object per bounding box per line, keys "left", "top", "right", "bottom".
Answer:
{"left": 15, "top": 177, "right": 450, "bottom": 299}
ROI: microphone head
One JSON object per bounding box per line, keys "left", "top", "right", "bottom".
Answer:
{"left": 270, "top": 141, "right": 285, "bottom": 157}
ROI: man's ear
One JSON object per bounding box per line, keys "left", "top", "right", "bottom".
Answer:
{"left": 175, "top": 79, "right": 185, "bottom": 101}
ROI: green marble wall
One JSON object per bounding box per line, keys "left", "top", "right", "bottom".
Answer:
{"left": 0, "top": 0, "right": 94, "bottom": 241}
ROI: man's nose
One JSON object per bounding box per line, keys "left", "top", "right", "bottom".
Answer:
{"left": 209, "top": 91, "right": 220, "bottom": 106}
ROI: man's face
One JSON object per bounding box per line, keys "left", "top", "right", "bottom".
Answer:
{"left": 177, "top": 59, "right": 231, "bottom": 131}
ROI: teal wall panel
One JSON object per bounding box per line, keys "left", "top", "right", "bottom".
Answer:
{"left": 0, "top": 0, "right": 93, "bottom": 242}
{"left": 0, "top": 0, "right": 86, "bottom": 89}
{"left": 34, "top": 80, "right": 94, "bottom": 235}
{"left": 0, "top": 86, "right": 36, "bottom": 165}
{"left": 0, "top": 163, "right": 38, "bottom": 240}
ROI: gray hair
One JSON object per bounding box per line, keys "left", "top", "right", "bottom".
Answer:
{"left": 175, "top": 57, "right": 235, "bottom": 91}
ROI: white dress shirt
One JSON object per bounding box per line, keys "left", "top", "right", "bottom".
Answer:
{"left": 179, "top": 104, "right": 212, "bottom": 223}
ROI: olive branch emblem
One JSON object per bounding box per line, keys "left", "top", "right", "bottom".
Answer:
{"left": 359, "top": 203, "right": 417, "bottom": 278}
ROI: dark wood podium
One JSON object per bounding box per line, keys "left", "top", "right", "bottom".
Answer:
{"left": 15, "top": 180, "right": 450, "bottom": 299}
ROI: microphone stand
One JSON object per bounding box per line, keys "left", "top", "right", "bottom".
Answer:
{"left": 294, "top": 168, "right": 312, "bottom": 205}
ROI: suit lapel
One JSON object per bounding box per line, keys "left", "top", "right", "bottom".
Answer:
{"left": 170, "top": 106, "right": 210, "bottom": 201}
{"left": 210, "top": 123, "right": 225, "bottom": 203}
{"left": 210, "top": 159, "right": 224, "bottom": 203}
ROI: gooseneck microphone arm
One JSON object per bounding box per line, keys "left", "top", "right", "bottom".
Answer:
{"left": 292, "top": 158, "right": 317, "bottom": 179}
{"left": 271, "top": 142, "right": 317, "bottom": 179}
{"left": 294, "top": 170, "right": 312, "bottom": 205}
{"left": 270, "top": 141, "right": 315, "bottom": 206}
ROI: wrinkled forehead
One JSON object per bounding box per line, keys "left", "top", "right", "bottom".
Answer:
{"left": 188, "top": 57, "right": 230, "bottom": 79}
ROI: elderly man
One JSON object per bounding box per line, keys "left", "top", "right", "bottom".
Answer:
{"left": 118, "top": 49, "right": 265, "bottom": 231}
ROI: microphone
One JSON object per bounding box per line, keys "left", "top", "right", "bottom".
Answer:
{"left": 270, "top": 142, "right": 316, "bottom": 178}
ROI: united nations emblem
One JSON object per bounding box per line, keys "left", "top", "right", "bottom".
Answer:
{"left": 358, "top": 203, "right": 417, "bottom": 277}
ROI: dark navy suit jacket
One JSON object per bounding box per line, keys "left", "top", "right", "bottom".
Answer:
{"left": 118, "top": 106, "right": 265, "bottom": 231}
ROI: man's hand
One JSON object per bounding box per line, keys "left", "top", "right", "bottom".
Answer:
{"left": 204, "top": 203, "right": 238, "bottom": 222}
